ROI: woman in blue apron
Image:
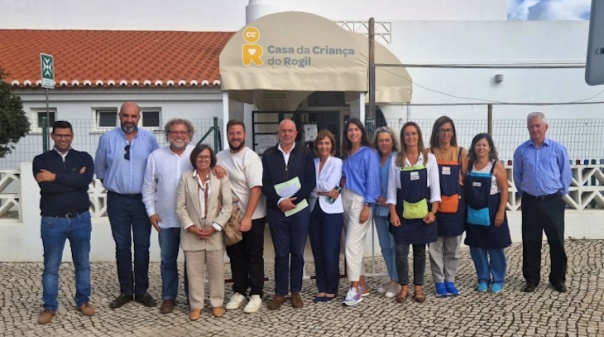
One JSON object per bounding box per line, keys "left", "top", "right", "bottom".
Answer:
{"left": 464, "top": 133, "right": 511, "bottom": 294}
{"left": 386, "top": 122, "right": 441, "bottom": 304}
{"left": 372, "top": 127, "right": 400, "bottom": 299}
{"left": 427, "top": 116, "right": 468, "bottom": 297}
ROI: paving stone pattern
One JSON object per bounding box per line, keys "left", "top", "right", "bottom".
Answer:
{"left": 1, "top": 240, "right": 603, "bottom": 337}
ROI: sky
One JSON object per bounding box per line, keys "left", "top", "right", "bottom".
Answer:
{"left": 508, "top": 0, "right": 591, "bottom": 20}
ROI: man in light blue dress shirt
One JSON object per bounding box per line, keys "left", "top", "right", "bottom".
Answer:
{"left": 95, "top": 102, "right": 159, "bottom": 308}
{"left": 513, "top": 111, "right": 571, "bottom": 293}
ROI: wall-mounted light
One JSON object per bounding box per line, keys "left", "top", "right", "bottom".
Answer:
{"left": 494, "top": 74, "right": 504, "bottom": 83}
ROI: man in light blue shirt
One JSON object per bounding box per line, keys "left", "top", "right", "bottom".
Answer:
{"left": 95, "top": 102, "right": 159, "bottom": 308}
{"left": 513, "top": 111, "right": 571, "bottom": 293}
{"left": 142, "top": 119, "right": 194, "bottom": 314}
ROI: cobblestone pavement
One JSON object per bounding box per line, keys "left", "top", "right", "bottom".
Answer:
{"left": 1, "top": 240, "right": 603, "bottom": 337}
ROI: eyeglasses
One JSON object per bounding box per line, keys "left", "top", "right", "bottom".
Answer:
{"left": 438, "top": 128, "right": 453, "bottom": 134}
{"left": 168, "top": 131, "right": 189, "bottom": 135}
{"left": 124, "top": 145, "right": 130, "bottom": 160}
{"left": 196, "top": 155, "right": 211, "bottom": 162}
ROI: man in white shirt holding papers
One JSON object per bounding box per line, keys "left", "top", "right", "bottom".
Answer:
{"left": 261, "top": 119, "right": 316, "bottom": 310}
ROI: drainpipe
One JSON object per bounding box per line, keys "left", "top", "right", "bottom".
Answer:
{"left": 246, "top": 0, "right": 279, "bottom": 24}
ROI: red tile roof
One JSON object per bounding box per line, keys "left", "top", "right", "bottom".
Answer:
{"left": 0, "top": 30, "right": 234, "bottom": 88}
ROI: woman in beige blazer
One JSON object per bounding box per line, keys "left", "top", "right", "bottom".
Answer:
{"left": 176, "top": 144, "right": 232, "bottom": 320}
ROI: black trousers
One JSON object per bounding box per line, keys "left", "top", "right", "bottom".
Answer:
{"left": 395, "top": 243, "right": 426, "bottom": 286}
{"left": 226, "top": 217, "right": 266, "bottom": 297}
{"left": 521, "top": 194, "right": 567, "bottom": 285}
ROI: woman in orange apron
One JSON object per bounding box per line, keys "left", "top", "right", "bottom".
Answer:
{"left": 427, "top": 116, "right": 468, "bottom": 297}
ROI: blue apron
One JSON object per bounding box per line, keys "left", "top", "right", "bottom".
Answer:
{"left": 463, "top": 161, "right": 511, "bottom": 249}
{"left": 389, "top": 163, "right": 437, "bottom": 245}
{"left": 432, "top": 148, "right": 465, "bottom": 237}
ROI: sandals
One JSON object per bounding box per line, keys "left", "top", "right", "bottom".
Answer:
{"left": 414, "top": 286, "right": 425, "bottom": 303}
{"left": 396, "top": 285, "right": 409, "bottom": 303}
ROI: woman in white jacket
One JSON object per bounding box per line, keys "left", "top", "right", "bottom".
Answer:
{"left": 308, "top": 130, "right": 344, "bottom": 303}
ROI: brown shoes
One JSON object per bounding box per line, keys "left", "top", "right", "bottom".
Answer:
{"left": 160, "top": 299, "right": 175, "bottom": 314}
{"left": 189, "top": 307, "right": 202, "bottom": 321}
{"left": 212, "top": 306, "right": 225, "bottom": 317}
{"left": 38, "top": 309, "right": 55, "bottom": 324}
{"left": 79, "top": 302, "right": 95, "bottom": 316}
{"left": 291, "top": 293, "right": 304, "bottom": 308}
{"left": 267, "top": 295, "right": 287, "bottom": 310}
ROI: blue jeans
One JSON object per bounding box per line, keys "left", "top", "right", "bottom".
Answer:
{"left": 159, "top": 227, "right": 181, "bottom": 300}
{"left": 374, "top": 215, "right": 398, "bottom": 282}
{"left": 107, "top": 192, "right": 151, "bottom": 295}
{"left": 41, "top": 211, "right": 92, "bottom": 311}
{"left": 308, "top": 204, "right": 343, "bottom": 295}
{"left": 470, "top": 247, "right": 507, "bottom": 284}
{"left": 267, "top": 207, "right": 310, "bottom": 296}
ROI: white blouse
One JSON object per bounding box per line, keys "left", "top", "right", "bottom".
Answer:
{"left": 309, "top": 156, "right": 344, "bottom": 214}
{"left": 386, "top": 152, "right": 442, "bottom": 206}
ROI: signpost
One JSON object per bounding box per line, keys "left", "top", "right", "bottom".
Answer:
{"left": 586, "top": 0, "right": 604, "bottom": 85}
{"left": 40, "top": 53, "right": 54, "bottom": 151}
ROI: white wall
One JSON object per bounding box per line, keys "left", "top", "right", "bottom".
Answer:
{"left": 382, "top": 21, "right": 600, "bottom": 121}
{"left": 0, "top": 0, "right": 507, "bottom": 31}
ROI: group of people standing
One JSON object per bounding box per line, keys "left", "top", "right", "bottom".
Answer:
{"left": 33, "top": 103, "right": 571, "bottom": 324}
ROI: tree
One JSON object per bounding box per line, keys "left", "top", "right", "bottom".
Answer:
{"left": 0, "top": 67, "right": 30, "bottom": 158}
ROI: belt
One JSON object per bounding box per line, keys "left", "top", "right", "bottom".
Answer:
{"left": 50, "top": 212, "right": 82, "bottom": 218}
{"left": 108, "top": 191, "right": 142, "bottom": 198}
{"left": 524, "top": 192, "right": 561, "bottom": 201}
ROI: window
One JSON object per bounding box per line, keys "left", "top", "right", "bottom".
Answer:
{"left": 94, "top": 107, "right": 161, "bottom": 130}
{"left": 141, "top": 109, "right": 160, "bottom": 128}
{"left": 31, "top": 108, "right": 56, "bottom": 132}
{"left": 96, "top": 108, "right": 118, "bottom": 128}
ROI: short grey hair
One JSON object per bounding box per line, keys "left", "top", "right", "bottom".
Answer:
{"left": 527, "top": 111, "right": 547, "bottom": 125}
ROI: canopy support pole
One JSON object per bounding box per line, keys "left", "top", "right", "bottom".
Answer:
{"left": 222, "top": 92, "right": 229, "bottom": 148}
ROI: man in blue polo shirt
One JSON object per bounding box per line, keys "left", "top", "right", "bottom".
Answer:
{"left": 513, "top": 111, "right": 572, "bottom": 293}
{"left": 95, "top": 102, "right": 159, "bottom": 308}
{"left": 33, "top": 120, "right": 95, "bottom": 324}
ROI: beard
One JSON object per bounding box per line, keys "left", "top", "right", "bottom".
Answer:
{"left": 228, "top": 139, "right": 245, "bottom": 152}
{"left": 121, "top": 124, "right": 138, "bottom": 134}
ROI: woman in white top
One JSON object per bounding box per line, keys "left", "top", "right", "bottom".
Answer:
{"left": 464, "top": 133, "right": 511, "bottom": 294}
{"left": 387, "top": 122, "right": 441, "bottom": 304}
{"left": 308, "top": 130, "right": 344, "bottom": 303}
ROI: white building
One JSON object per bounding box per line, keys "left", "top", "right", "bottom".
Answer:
{"left": 0, "top": 0, "right": 602, "bottom": 261}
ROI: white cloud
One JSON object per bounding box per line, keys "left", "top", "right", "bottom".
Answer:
{"left": 509, "top": 0, "right": 591, "bottom": 20}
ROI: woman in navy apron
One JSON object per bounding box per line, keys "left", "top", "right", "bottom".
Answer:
{"left": 372, "top": 127, "right": 400, "bottom": 298}
{"left": 427, "top": 116, "right": 468, "bottom": 297}
{"left": 464, "top": 133, "right": 511, "bottom": 294}
{"left": 386, "top": 122, "right": 441, "bottom": 304}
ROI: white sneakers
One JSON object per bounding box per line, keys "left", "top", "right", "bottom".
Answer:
{"left": 343, "top": 287, "right": 363, "bottom": 306}
{"left": 377, "top": 279, "right": 390, "bottom": 294}
{"left": 384, "top": 282, "right": 401, "bottom": 299}
{"left": 225, "top": 293, "right": 247, "bottom": 310}
{"left": 226, "top": 293, "right": 262, "bottom": 313}
{"left": 243, "top": 295, "right": 262, "bottom": 313}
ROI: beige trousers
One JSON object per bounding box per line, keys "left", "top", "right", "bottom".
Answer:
{"left": 342, "top": 188, "right": 372, "bottom": 282}
{"left": 185, "top": 249, "right": 225, "bottom": 309}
